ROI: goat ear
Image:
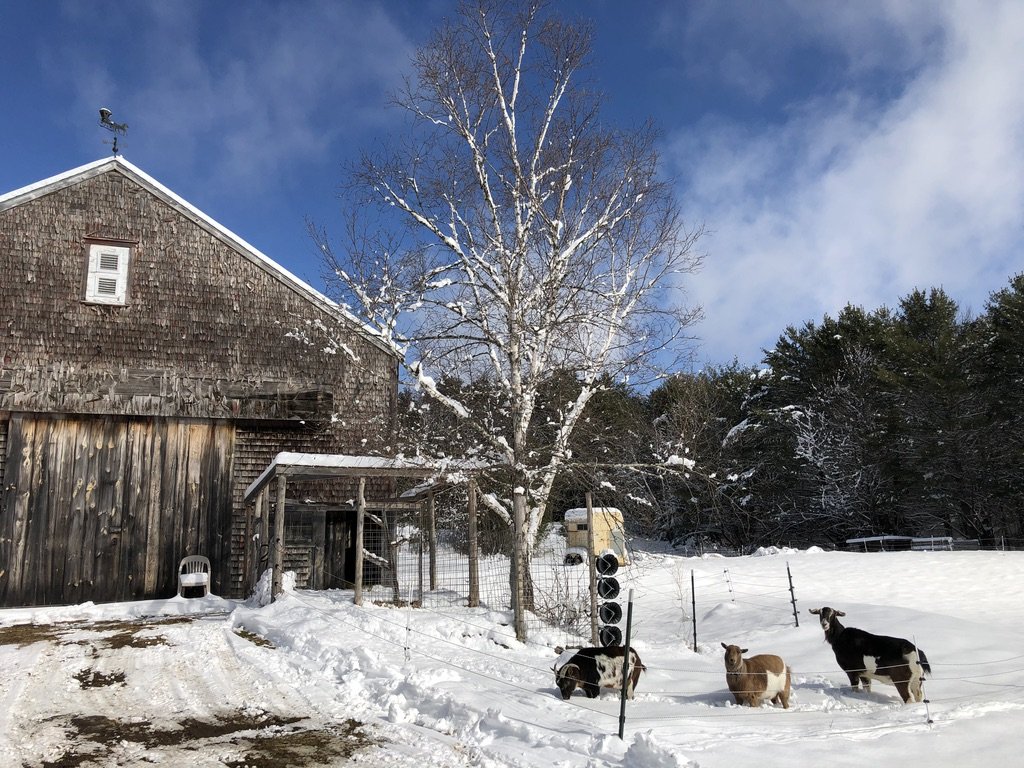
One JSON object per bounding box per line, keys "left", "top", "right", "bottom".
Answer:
{"left": 836, "top": 610, "right": 846, "bottom": 617}
{"left": 741, "top": 648, "right": 748, "bottom": 654}
{"left": 721, "top": 642, "right": 728, "bottom": 649}
{"left": 808, "top": 608, "right": 820, "bottom": 614}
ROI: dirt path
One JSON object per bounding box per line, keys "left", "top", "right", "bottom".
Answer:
{"left": 0, "top": 614, "right": 380, "bottom": 767}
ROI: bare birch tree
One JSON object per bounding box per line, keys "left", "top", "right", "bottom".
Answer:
{"left": 313, "top": 0, "right": 702, "bottom": 634}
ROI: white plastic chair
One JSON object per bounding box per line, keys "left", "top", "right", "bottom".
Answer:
{"left": 177, "top": 555, "right": 211, "bottom": 597}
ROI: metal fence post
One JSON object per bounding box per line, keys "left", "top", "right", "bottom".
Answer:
{"left": 618, "top": 588, "right": 636, "bottom": 739}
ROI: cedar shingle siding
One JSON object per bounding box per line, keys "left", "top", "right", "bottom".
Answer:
{"left": 0, "top": 159, "right": 398, "bottom": 607}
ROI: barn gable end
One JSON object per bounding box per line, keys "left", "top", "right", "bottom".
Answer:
{"left": 0, "top": 157, "right": 398, "bottom": 606}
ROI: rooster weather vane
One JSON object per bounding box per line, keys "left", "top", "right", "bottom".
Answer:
{"left": 98, "top": 107, "right": 128, "bottom": 155}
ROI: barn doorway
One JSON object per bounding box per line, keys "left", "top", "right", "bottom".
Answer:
{"left": 324, "top": 511, "right": 356, "bottom": 589}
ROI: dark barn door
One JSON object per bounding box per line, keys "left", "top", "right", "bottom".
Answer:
{"left": 0, "top": 414, "right": 235, "bottom": 607}
{"left": 324, "top": 511, "right": 355, "bottom": 589}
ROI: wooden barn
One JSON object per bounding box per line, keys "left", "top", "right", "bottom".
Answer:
{"left": 0, "top": 156, "right": 399, "bottom": 607}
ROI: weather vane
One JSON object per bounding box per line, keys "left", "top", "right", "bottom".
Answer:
{"left": 98, "top": 107, "right": 128, "bottom": 155}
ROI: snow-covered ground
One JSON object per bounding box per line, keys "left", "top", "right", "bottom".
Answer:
{"left": 2, "top": 542, "right": 1022, "bottom": 767}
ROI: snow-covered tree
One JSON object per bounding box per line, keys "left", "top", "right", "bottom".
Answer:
{"left": 313, "top": 0, "right": 702, "bottom": 634}
{"left": 790, "top": 349, "right": 889, "bottom": 540}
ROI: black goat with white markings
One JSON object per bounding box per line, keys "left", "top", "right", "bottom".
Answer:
{"left": 809, "top": 606, "right": 931, "bottom": 703}
{"left": 552, "top": 646, "right": 645, "bottom": 700}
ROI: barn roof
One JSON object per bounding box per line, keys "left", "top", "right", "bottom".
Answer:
{"left": 0, "top": 156, "right": 397, "bottom": 358}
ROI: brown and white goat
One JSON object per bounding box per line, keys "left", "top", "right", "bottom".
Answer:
{"left": 808, "top": 606, "right": 930, "bottom": 703}
{"left": 552, "top": 646, "right": 645, "bottom": 700}
{"left": 721, "top": 643, "right": 791, "bottom": 708}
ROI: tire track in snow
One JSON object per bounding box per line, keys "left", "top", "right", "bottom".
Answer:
{"left": 2, "top": 612, "right": 479, "bottom": 767}
{"left": 1, "top": 616, "right": 346, "bottom": 766}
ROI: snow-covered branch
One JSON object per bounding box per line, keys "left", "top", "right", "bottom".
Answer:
{"left": 315, "top": 0, "right": 703, "bottom": 555}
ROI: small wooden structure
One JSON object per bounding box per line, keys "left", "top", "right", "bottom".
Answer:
{"left": 243, "top": 452, "right": 484, "bottom": 604}
{"left": 563, "top": 506, "right": 628, "bottom": 566}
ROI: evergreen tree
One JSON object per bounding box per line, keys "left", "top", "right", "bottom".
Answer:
{"left": 977, "top": 274, "right": 1024, "bottom": 541}
{"left": 877, "top": 289, "right": 987, "bottom": 538}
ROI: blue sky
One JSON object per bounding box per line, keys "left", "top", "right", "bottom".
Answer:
{"left": 3, "top": 1, "right": 1023, "bottom": 369}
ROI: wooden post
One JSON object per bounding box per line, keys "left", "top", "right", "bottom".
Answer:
{"left": 243, "top": 495, "right": 254, "bottom": 593}
{"left": 417, "top": 503, "right": 424, "bottom": 606}
{"left": 617, "top": 588, "right": 636, "bottom": 739}
{"left": 511, "top": 488, "right": 529, "bottom": 643}
{"left": 312, "top": 508, "right": 326, "bottom": 590}
{"left": 428, "top": 491, "right": 437, "bottom": 591}
{"left": 467, "top": 479, "right": 479, "bottom": 608}
{"left": 383, "top": 503, "right": 401, "bottom": 603}
{"left": 259, "top": 488, "right": 270, "bottom": 574}
{"left": 787, "top": 562, "right": 799, "bottom": 627}
{"left": 248, "top": 489, "right": 264, "bottom": 593}
{"left": 586, "top": 492, "right": 599, "bottom": 646}
{"left": 272, "top": 476, "right": 286, "bottom": 601}
{"left": 691, "top": 570, "right": 697, "bottom": 651}
{"left": 354, "top": 477, "right": 366, "bottom": 606}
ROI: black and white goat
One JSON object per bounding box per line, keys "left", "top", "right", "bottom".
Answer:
{"left": 552, "top": 646, "right": 645, "bottom": 700}
{"left": 808, "top": 606, "right": 930, "bottom": 703}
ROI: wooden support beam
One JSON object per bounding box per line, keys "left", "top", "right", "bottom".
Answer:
{"left": 354, "top": 477, "right": 366, "bottom": 606}
{"left": 259, "top": 488, "right": 270, "bottom": 575}
{"left": 247, "top": 489, "right": 264, "bottom": 594}
{"left": 417, "top": 503, "right": 425, "bottom": 606}
{"left": 382, "top": 504, "right": 401, "bottom": 603}
{"left": 428, "top": 492, "right": 437, "bottom": 591}
{"left": 272, "top": 477, "right": 286, "bottom": 601}
{"left": 311, "top": 508, "right": 326, "bottom": 590}
{"left": 587, "top": 491, "right": 599, "bottom": 646}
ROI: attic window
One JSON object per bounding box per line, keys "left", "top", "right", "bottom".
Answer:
{"left": 84, "top": 243, "right": 131, "bottom": 305}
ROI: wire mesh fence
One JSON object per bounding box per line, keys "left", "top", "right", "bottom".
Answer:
{"left": 302, "top": 490, "right": 1024, "bottom": 649}
{"left": 349, "top": 504, "right": 600, "bottom": 647}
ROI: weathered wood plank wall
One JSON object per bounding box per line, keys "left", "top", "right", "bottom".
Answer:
{"left": 0, "top": 414, "right": 234, "bottom": 606}
{"left": 0, "top": 416, "right": 8, "bottom": 489}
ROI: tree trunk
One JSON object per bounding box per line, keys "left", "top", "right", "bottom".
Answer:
{"left": 510, "top": 485, "right": 535, "bottom": 642}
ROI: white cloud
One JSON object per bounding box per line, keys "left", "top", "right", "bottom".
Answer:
{"left": 665, "top": 0, "right": 943, "bottom": 102}
{"left": 669, "top": 0, "right": 1024, "bottom": 365}
{"left": 59, "top": 0, "right": 414, "bottom": 194}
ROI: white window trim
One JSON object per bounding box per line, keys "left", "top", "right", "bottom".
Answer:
{"left": 85, "top": 243, "right": 130, "bottom": 305}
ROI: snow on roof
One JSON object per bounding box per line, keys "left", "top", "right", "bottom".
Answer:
{"left": 0, "top": 157, "right": 110, "bottom": 206}
{"left": 244, "top": 452, "right": 492, "bottom": 500}
{"left": 0, "top": 156, "right": 394, "bottom": 357}
{"left": 563, "top": 507, "right": 622, "bottom": 522}
{"left": 274, "top": 452, "right": 433, "bottom": 470}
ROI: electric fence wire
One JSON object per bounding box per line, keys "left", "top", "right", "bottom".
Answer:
{"left": 277, "top": 587, "right": 1024, "bottom": 721}
{"left": 301, "top": 543, "right": 1024, "bottom": 721}
{"left": 322, "top": 561, "right": 1024, "bottom": 682}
